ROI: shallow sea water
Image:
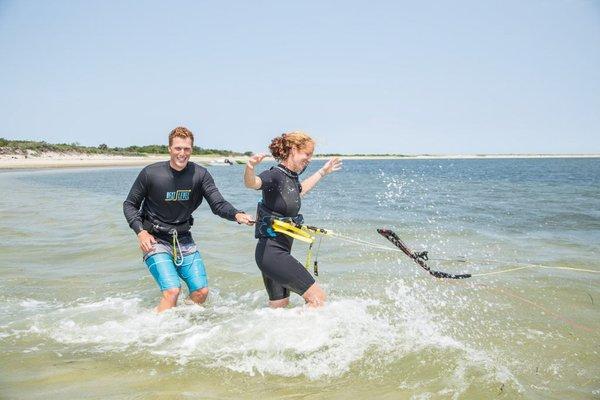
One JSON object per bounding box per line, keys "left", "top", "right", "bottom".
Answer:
{"left": 1, "top": 158, "right": 599, "bottom": 399}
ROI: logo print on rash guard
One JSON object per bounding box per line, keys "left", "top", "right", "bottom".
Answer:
{"left": 165, "top": 190, "right": 191, "bottom": 201}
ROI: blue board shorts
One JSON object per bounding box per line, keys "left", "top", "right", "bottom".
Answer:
{"left": 143, "top": 241, "right": 207, "bottom": 292}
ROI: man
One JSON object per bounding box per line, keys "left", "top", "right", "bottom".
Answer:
{"left": 123, "top": 126, "right": 254, "bottom": 312}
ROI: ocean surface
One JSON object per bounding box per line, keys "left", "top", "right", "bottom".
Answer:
{"left": 1, "top": 158, "right": 599, "bottom": 399}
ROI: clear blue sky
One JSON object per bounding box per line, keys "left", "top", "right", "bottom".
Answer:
{"left": 1, "top": 1, "right": 599, "bottom": 154}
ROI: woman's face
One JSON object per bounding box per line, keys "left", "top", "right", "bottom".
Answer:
{"left": 287, "top": 141, "right": 315, "bottom": 173}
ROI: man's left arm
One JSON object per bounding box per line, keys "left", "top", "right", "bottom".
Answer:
{"left": 201, "top": 171, "right": 254, "bottom": 225}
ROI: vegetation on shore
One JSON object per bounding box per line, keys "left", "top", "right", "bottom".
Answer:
{"left": 0, "top": 138, "right": 408, "bottom": 158}
{"left": 317, "top": 153, "right": 412, "bottom": 157}
{"left": 0, "top": 138, "right": 252, "bottom": 157}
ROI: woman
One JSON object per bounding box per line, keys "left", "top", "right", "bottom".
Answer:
{"left": 244, "top": 131, "right": 342, "bottom": 308}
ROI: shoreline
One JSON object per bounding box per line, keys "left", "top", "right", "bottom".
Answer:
{"left": 0, "top": 153, "right": 245, "bottom": 170}
{"left": 1, "top": 152, "right": 599, "bottom": 170}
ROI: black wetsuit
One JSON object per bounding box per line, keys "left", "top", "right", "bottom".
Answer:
{"left": 123, "top": 161, "right": 239, "bottom": 243}
{"left": 254, "top": 164, "right": 315, "bottom": 300}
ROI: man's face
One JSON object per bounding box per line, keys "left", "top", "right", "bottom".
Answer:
{"left": 168, "top": 137, "right": 193, "bottom": 171}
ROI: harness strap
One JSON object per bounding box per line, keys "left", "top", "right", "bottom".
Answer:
{"left": 143, "top": 215, "right": 193, "bottom": 235}
{"left": 170, "top": 229, "right": 184, "bottom": 266}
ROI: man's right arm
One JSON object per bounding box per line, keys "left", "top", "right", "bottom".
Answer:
{"left": 124, "top": 169, "right": 157, "bottom": 252}
{"left": 123, "top": 169, "right": 148, "bottom": 234}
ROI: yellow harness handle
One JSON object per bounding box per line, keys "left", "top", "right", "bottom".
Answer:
{"left": 271, "top": 219, "right": 315, "bottom": 244}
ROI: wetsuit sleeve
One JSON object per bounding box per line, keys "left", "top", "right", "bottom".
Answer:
{"left": 258, "top": 169, "right": 276, "bottom": 191}
{"left": 123, "top": 168, "right": 148, "bottom": 234}
{"left": 200, "top": 171, "right": 240, "bottom": 221}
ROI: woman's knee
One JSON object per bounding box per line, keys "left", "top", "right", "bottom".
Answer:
{"left": 303, "top": 283, "right": 326, "bottom": 307}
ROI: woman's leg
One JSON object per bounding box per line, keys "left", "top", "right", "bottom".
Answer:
{"left": 262, "top": 273, "right": 290, "bottom": 308}
{"left": 302, "top": 282, "right": 326, "bottom": 308}
{"left": 256, "top": 238, "right": 321, "bottom": 307}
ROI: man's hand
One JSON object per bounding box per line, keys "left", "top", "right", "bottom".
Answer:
{"left": 235, "top": 212, "right": 255, "bottom": 226}
{"left": 137, "top": 230, "right": 157, "bottom": 253}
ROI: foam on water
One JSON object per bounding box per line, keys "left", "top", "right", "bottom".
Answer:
{"left": 2, "top": 278, "right": 522, "bottom": 394}
{"left": 7, "top": 293, "right": 397, "bottom": 379}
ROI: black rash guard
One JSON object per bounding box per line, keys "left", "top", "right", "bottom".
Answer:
{"left": 254, "top": 164, "right": 315, "bottom": 300}
{"left": 123, "top": 161, "right": 239, "bottom": 241}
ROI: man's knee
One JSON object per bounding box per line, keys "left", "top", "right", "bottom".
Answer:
{"left": 190, "top": 287, "right": 209, "bottom": 304}
{"left": 163, "top": 287, "right": 181, "bottom": 297}
{"left": 162, "top": 287, "right": 181, "bottom": 301}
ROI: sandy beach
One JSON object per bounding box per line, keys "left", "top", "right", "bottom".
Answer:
{"left": 1, "top": 151, "right": 598, "bottom": 170}
{"left": 0, "top": 151, "right": 247, "bottom": 169}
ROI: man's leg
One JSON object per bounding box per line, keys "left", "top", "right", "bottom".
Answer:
{"left": 189, "top": 287, "right": 209, "bottom": 304}
{"left": 157, "top": 287, "right": 181, "bottom": 312}
{"left": 145, "top": 253, "right": 182, "bottom": 312}
{"left": 179, "top": 251, "right": 209, "bottom": 305}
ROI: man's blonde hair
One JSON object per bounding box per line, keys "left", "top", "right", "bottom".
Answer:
{"left": 168, "top": 126, "right": 194, "bottom": 146}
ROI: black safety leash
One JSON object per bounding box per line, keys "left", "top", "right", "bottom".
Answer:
{"left": 377, "top": 228, "right": 471, "bottom": 279}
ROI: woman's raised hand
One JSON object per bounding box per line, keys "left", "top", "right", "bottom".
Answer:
{"left": 320, "top": 157, "right": 342, "bottom": 176}
{"left": 247, "top": 153, "right": 267, "bottom": 168}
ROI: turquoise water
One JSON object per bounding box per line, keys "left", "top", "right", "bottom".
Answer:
{"left": 1, "top": 158, "right": 599, "bottom": 399}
